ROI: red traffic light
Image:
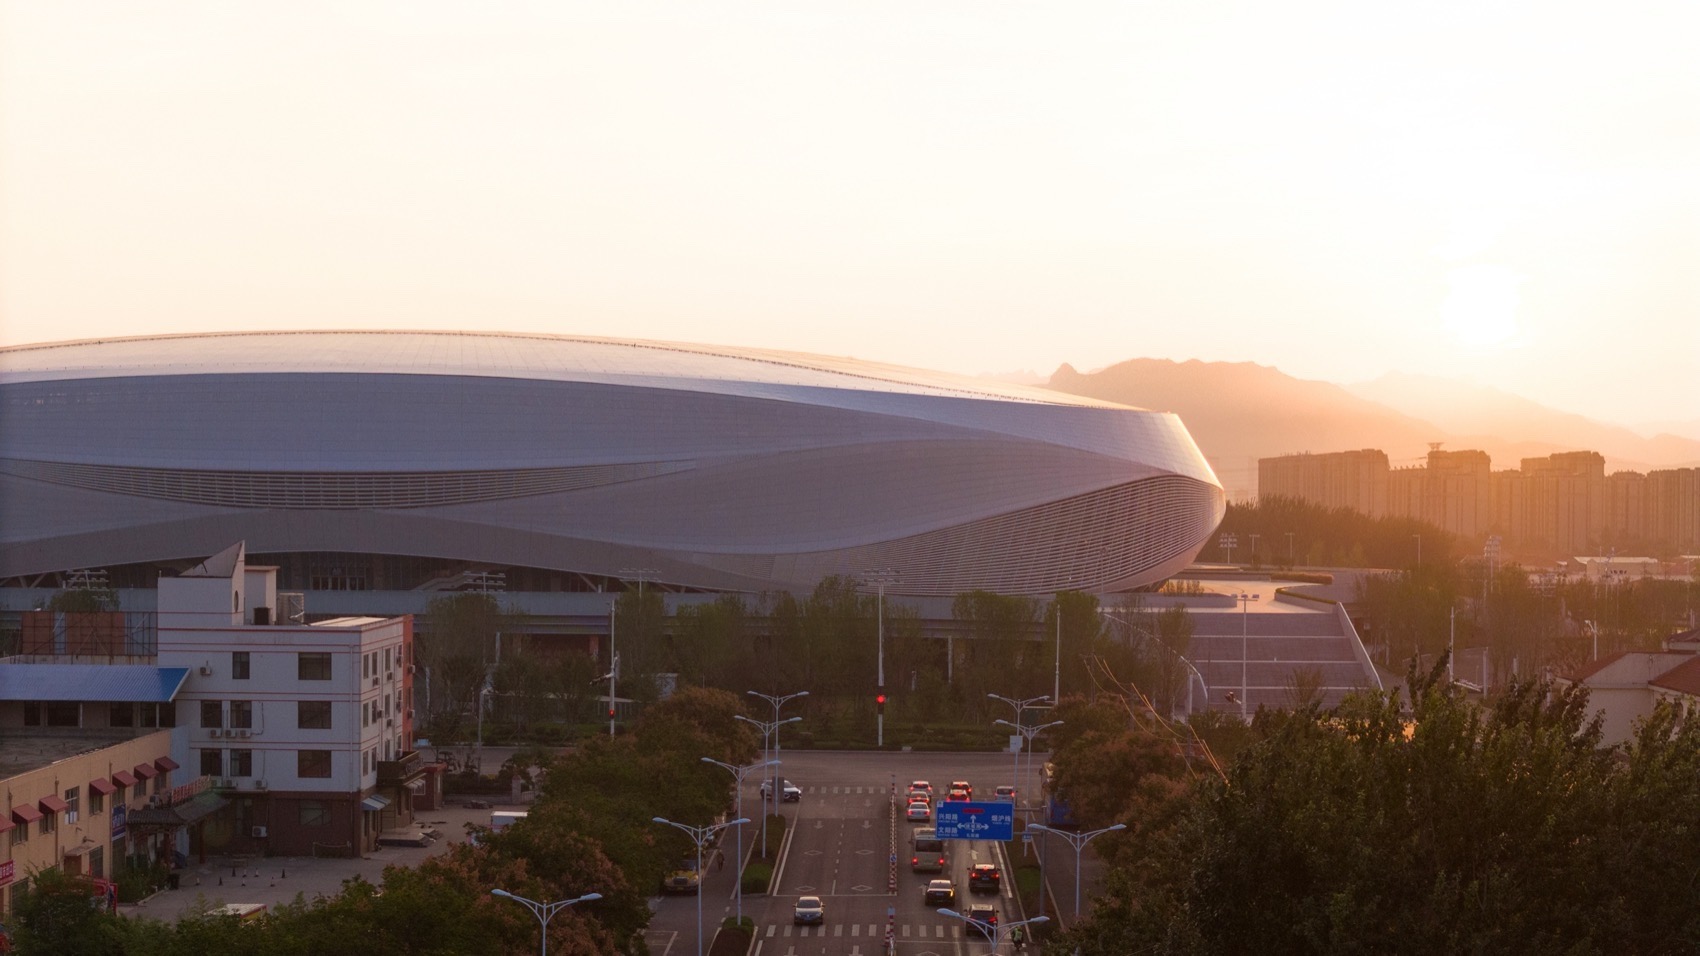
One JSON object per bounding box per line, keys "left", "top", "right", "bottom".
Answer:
{"left": 876, "top": 694, "right": 886, "bottom": 704}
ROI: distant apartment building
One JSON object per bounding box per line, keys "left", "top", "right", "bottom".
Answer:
{"left": 1257, "top": 449, "right": 1389, "bottom": 517}
{"left": 1260, "top": 447, "right": 1700, "bottom": 554}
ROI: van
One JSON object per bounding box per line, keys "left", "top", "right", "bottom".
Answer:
{"left": 212, "top": 903, "right": 268, "bottom": 923}
{"left": 911, "top": 827, "right": 947, "bottom": 872}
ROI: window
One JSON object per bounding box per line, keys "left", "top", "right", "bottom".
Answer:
{"left": 232, "top": 651, "right": 251, "bottom": 680}
{"left": 153, "top": 774, "right": 165, "bottom": 796}
{"left": 230, "top": 750, "right": 253, "bottom": 777}
{"left": 90, "top": 846, "right": 104, "bottom": 880}
{"left": 298, "top": 701, "right": 332, "bottom": 729}
{"left": 65, "top": 788, "right": 79, "bottom": 825}
{"left": 40, "top": 811, "right": 55, "bottom": 835}
{"left": 299, "top": 801, "right": 330, "bottom": 827}
{"left": 90, "top": 789, "right": 104, "bottom": 814}
{"left": 9, "top": 822, "right": 26, "bottom": 845}
{"left": 299, "top": 653, "right": 331, "bottom": 681}
{"left": 22, "top": 702, "right": 40, "bottom": 726}
{"left": 46, "top": 702, "right": 80, "bottom": 727}
{"left": 384, "top": 647, "right": 392, "bottom": 671}
{"left": 114, "top": 784, "right": 126, "bottom": 805}
{"left": 108, "top": 703, "right": 134, "bottom": 728}
{"left": 363, "top": 653, "right": 371, "bottom": 678}
{"left": 200, "top": 700, "right": 223, "bottom": 729}
{"left": 201, "top": 749, "right": 224, "bottom": 776}
{"left": 298, "top": 750, "right": 332, "bottom": 778}
{"left": 139, "top": 702, "right": 176, "bottom": 728}
{"left": 229, "top": 700, "right": 253, "bottom": 730}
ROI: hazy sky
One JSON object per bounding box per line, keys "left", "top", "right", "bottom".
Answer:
{"left": 3, "top": 2, "right": 1695, "bottom": 425}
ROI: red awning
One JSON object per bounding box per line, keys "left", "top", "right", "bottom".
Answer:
{"left": 133, "top": 763, "right": 158, "bottom": 779}
{"left": 0, "top": 813, "right": 13, "bottom": 833}
{"left": 89, "top": 778, "right": 117, "bottom": 795}
{"left": 11, "top": 804, "right": 43, "bottom": 824}
{"left": 111, "top": 770, "right": 137, "bottom": 787}
{"left": 155, "top": 756, "right": 181, "bottom": 772}
{"left": 38, "top": 795, "right": 69, "bottom": 814}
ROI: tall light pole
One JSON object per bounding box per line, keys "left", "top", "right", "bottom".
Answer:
{"left": 653, "top": 816, "right": 748, "bottom": 956}
{"left": 987, "top": 694, "right": 1051, "bottom": 802}
{"left": 1286, "top": 531, "right": 1295, "bottom": 566}
{"left": 938, "top": 907, "right": 1049, "bottom": 955}
{"left": 1028, "top": 822, "right": 1126, "bottom": 920}
{"left": 745, "top": 690, "right": 808, "bottom": 842}
{"left": 490, "top": 888, "right": 602, "bottom": 956}
{"left": 1234, "top": 592, "right": 1259, "bottom": 720}
{"left": 862, "top": 568, "right": 898, "bottom": 746}
{"left": 701, "top": 757, "right": 777, "bottom": 923}
{"left": 994, "top": 718, "right": 1061, "bottom": 813}
{"left": 734, "top": 713, "right": 800, "bottom": 857}
{"left": 1053, "top": 602, "right": 1062, "bottom": 706}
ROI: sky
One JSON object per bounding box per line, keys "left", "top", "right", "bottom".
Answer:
{"left": 2, "top": 1, "right": 1695, "bottom": 426}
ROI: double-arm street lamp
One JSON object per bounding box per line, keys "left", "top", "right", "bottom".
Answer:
{"left": 489, "top": 888, "right": 602, "bottom": 956}
{"left": 1233, "top": 592, "right": 1259, "bottom": 720}
{"left": 733, "top": 713, "right": 801, "bottom": 856}
{"left": 746, "top": 690, "right": 809, "bottom": 800}
{"left": 1028, "top": 822, "right": 1127, "bottom": 920}
{"left": 938, "top": 907, "right": 1049, "bottom": 955}
{"left": 994, "top": 717, "right": 1062, "bottom": 810}
{"left": 701, "top": 756, "right": 777, "bottom": 923}
{"left": 653, "top": 816, "right": 749, "bottom": 956}
{"left": 987, "top": 693, "right": 1051, "bottom": 802}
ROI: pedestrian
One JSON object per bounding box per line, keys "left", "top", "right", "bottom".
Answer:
{"left": 715, "top": 850, "right": 724, "bottom": 872}
{"left": 1010, "top": 925, "right": 1025, "bottom": 950}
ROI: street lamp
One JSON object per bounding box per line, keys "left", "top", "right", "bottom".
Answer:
{"left": 490, "top": 888, "right": 602, "bottom": 956}
{"left": 653, "top": 816, "right": 749, "bottom": 956}
{"left": 746, "top": 690, "right": 809, "bottom": 804}
{"left": 701, "top": 757, "right": 776, "bottom": 923}
{"left": 987, "top": 694, "right": 1051, "bottom": 803}
{"left": 1234, "top": 592, "right": 1259, "bottom": 720}
{"left": 938, "top": 907, "right": 1049, "bottom": 955}
{"left": 1286, "top": 531, "right": 1295, "bottom": 566}
{"left": 733, "top": 713, "right": 801, "bottom": 857}
{"left": 994, "top": 717, "right": 1061, "bottom": 814}
{"left": 1027, "top": 822, "right": 1127, "bottom": 920}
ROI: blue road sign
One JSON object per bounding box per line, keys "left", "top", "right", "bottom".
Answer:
{"left": 933, "top": 801, "right": 1015, "bottom": 841}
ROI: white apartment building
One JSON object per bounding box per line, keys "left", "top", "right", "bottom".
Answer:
{"left": 156, "top": 542, "right": 420, "bottom": 857}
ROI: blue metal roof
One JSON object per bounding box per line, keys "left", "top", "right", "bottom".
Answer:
{"left": 0, "top": 664, "right": 189, "bottom": 702}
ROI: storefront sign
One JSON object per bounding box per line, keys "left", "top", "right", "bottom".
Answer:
{"left": 111, "top": 803, "right": 127, "bottom": 840}
{"left": 0, "top": 859, "right": 14, "bottom": 886}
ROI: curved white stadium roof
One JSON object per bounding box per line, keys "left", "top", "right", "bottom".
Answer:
{"left": 0, "top": 331, "right": 1224, "bottom": 595}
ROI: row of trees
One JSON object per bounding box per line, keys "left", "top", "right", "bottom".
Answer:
{"left": 1045, "top": 665, "right": 1700, "bottom": 954}
{"left": 416, "top": 581, "right": 1218, "bottom": 739}
{"left": 7, "top": 688, "right": 758, "bottom": 955}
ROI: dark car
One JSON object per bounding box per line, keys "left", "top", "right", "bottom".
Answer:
{"left": 967, "top": 863, "right": 1001, "bottom": 893}
{"left": 966, "top": 904, "right": 999, "bottom": 938}
{"left": 923, "top": 879, "right": 955, "bottom": 906}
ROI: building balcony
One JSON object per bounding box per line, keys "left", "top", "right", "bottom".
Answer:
{"left": 377, "top": 750, "right": 424, "bottom": 786}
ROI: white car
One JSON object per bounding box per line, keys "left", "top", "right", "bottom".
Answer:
{"left": 906, "top": 801, "right": 931, "bottom": 821}
{"left": 761, "top": 779, "right": 803, "bottom": 802}
{"left": 794, "top": 895, "right": 825, "bottom": 925}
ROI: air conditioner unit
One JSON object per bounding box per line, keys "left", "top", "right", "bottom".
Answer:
{"left": 254, "top": 779, "right": 268, "bottom": 790}
{"left": 208, "top": 729, "right": 223, "bottom": 738}
{"left": 198, "top": 665, "right": 213, "bottom": 676}
{"left": 237, "top": 729, "right": 251, "bottom": 738}
{"left": 251, "top": 826, "right": 268, "bottom": 838}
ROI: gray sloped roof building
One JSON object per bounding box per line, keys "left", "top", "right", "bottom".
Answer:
{"left": 0, "top": 331, "right": 1224, "bottom": 595}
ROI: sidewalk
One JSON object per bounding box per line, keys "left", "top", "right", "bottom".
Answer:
{"left": 118, "top": 800, "right": 518, "bottom": 923}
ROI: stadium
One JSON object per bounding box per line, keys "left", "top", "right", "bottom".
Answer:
{"left": 0, "top": 331, "right": 1225, "bottom": 597}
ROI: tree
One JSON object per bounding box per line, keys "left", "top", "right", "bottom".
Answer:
{"left": 418, "top": 593, "right": 525, "bottom": 733}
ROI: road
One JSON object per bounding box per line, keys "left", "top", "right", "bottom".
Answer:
{"left": 645, "top": 750, "right": 1053, "bottom": 956}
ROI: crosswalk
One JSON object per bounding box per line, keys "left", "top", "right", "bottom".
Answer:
{"left": 764, "top": 922, "right": 972, "bottom": 939}
{"left": 794, "top": 785, "right": 887, "bottom": 795}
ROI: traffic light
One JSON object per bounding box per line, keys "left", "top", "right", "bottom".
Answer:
{"left": 876, "top": 692, "right": 886, "bottom": 715}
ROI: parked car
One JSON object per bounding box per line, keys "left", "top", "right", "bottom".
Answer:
{"left": 967, "top": 863, "right": 1001, "bottom": 893}
{"left": 906, "top": 800, "right": 931, "bottom": 821}
{"left": 923, "top": 879, "right": 956, "bottom": 906}
{"left": 793, "top": 896, "right": 825, "bottom": 925}
{"left": 966, "top": 904, "right": 999, "bottom": 937}
{"left": 761, "top": 779, "right": 803, "bottom": 802}
{"left": 950, "top": 780, "right": 973, "bottom": 798}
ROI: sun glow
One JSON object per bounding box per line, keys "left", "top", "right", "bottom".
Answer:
{"left": 1441, "top": 264, "right": 1522, "bottom": 349}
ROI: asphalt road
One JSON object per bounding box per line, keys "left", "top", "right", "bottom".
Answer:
{"left": 646, "top": 750, "right": 1052, "bottom": 956}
